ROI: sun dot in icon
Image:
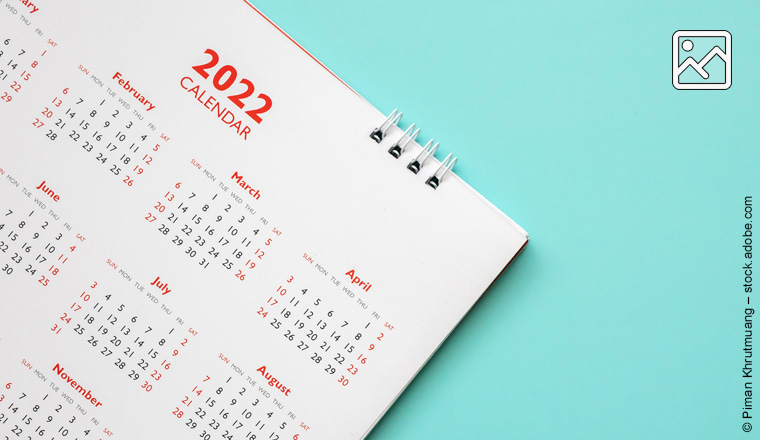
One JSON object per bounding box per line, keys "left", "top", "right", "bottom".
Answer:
{"left": 681, "top": 39, "right": 694, "bottom": 51}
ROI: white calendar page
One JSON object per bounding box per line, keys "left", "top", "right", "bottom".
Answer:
{"left": 0, "top": 1, "right": 528, "bottom": 439}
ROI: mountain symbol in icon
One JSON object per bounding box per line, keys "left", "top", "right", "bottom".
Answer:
{"left": 677, "top": 45, "right": 728, "bottom": 80}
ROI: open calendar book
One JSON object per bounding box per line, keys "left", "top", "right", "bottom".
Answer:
{"left": 0, "top": 0, "right": 528, "bottom": 438}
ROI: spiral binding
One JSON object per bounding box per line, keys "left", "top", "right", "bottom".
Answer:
{"left": 369, "top": 109, "right": 457, "bottom": 189}
{"left": 425, "top": 153, "right": 457, "bottom": 190}
{"left": 408, "top": 140, "right": 439, "bottom": 174}
{"left": 369, "top": 109, "right": 403, "bottom": 143}
{"left": 388, "top": 124, "right": 420, "bottom": 159}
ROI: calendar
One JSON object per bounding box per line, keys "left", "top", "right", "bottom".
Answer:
{"left": 0, "top": 0, "right": 528, "bottom": 439}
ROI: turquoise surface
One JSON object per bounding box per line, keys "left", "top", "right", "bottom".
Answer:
{"left": 250, "top": 1, "right": 759, "bottom": 438}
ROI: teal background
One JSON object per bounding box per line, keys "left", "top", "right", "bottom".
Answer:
{"left": 249, "top": 1, "right": 759, "bottom": 438}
